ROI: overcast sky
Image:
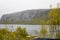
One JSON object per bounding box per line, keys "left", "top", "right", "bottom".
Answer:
{"left": 0, "top": 0, "right": 60, "bottom": 19}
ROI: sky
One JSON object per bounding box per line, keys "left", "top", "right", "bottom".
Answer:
{"left": 0, "top": 0, "right": 60, "bottom": 19}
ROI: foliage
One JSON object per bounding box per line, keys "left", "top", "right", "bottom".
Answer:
{"left": 39, "top": 26, "right": 47, "bottom": 38}
{"left": 0, "top": 26, "right": 28, "bottom": 40}
{"left": 48, "top": 8, "right": 60, "bottom": 38}
{"left": 39, "top": 18, "right": 47, "bottom": 38}
{"left": 47, "top": 8, "right": 60, "bottom": 25}
{"left": 15, "top": 26, "right": 28, "bottom": 40}
{"left": 56, "top": 32, "right": 60, "bottom": 38}
{"left": 40, "top": 5, "right": 60, "bottom": 38}
{"left": 0, "top": 28, "right": 9, "bottom": 40}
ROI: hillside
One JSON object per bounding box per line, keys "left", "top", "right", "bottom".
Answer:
{"left": 0, "top": 9, "right": 49, "bottom": 24}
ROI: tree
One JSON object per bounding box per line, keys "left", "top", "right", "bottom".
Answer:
{"left": 48, "top": 8, "right": 60, "bottom": 25}
{"left": 0, "top": 28, "right": 9, "bottom": 40}
{"left": 7, "top": 32, "right": 16, "bottom": 40}
{"left": 56, "top": 32, "right": 60, "bottom": 38}
{"left": 39, "top": 18, "right": 47, "bottom": 38}
{"left": 47, "top": 4, "right": 60, "bottom": 38}
{"left": 15, "top": 26, "right": 28, "bottom": 40}
{"left": 39, "top": 3, "right": 60, "bottom": 38}
{"left": 39, "top": 26, "right": 47, "bottom": 38}
{"left": 0, "top": 33, "right": 4, "bottom": 40}
{"left": 0, "top": 26, "right": 29, "bottom": 40}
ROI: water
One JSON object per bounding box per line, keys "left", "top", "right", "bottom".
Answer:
{"left": 0, "top": 24, "right": 41, "bottom": 36}
{"left": 0, "top": 24, "right": 59, "bottom": 38}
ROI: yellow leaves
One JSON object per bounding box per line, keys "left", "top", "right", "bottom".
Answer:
{"left": 39, "top": 26, "right": 47, "bottom": 38}
{"left": 0, "top": 26, "right": 28, "bottom": 40}
{"left": 0, "top": 28, "right": 8, "bottom": 35}
{"left": 48, "top": 9, "right": 59, "bottom": 19}
{"left": 48, "top": 7, "right": 60, "bottom": 38}
{"left": 0, "top": 34, "right": 4, "bottom": 40}
{"left": 56, "top": 32, "right": 60, "bottom": 38}
{"left": 47, "top": 34, "right": 52, "bottom": 38}
{"left": 40, "top": 7, "right": 60, "bottom": 38}
{"left": 48, "top": 8, "right": 60, "bottom": 25}
{"left": 40, "top": 19, "right": 46, "bottom": 25}
{"left": 8, "top": 32, "right": 16, "bottom": 40}
{"left": 40, "top": 27, "right": 47, "bottom": 35}
{"left": 47, "top": 19, "right": 58, "bottom": 25}
{"left": 47, "top": 20, "right": 52, "bottom": 25}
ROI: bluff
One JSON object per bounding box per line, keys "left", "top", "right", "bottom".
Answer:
{"left": 0, "top": 9, "right": 49, "bottom": 24}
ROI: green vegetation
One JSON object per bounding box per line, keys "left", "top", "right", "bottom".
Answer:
{"left": 39, "top": 3, "right": 60, "bottom": 38}
{"left": 39, "top": 26, "right": 47, "bottom": 38}
{"left": 0, "top": 27, "right": 28, "bottom": 40}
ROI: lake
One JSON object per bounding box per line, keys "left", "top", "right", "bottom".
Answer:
{"left": 0, "top": 24, "right": 59, "bottom": 38}
{"left": 0, "top": 24, "right": 42, "bottom": 36}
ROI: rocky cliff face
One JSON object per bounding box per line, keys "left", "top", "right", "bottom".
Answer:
{"left": 0, "top": 9, "right": 49, "bottom": 24}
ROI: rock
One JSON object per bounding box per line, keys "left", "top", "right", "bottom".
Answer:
{"left": 0, "top": 9, "right": 49, "bottom": 24}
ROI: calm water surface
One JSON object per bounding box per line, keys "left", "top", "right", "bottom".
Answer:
{"left": 0, "top": 24, "right": 42, "bottom": 36}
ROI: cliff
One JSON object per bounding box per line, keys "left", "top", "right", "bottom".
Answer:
{"left": 0, "top": 9, "right": 49, "bottom": 24}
